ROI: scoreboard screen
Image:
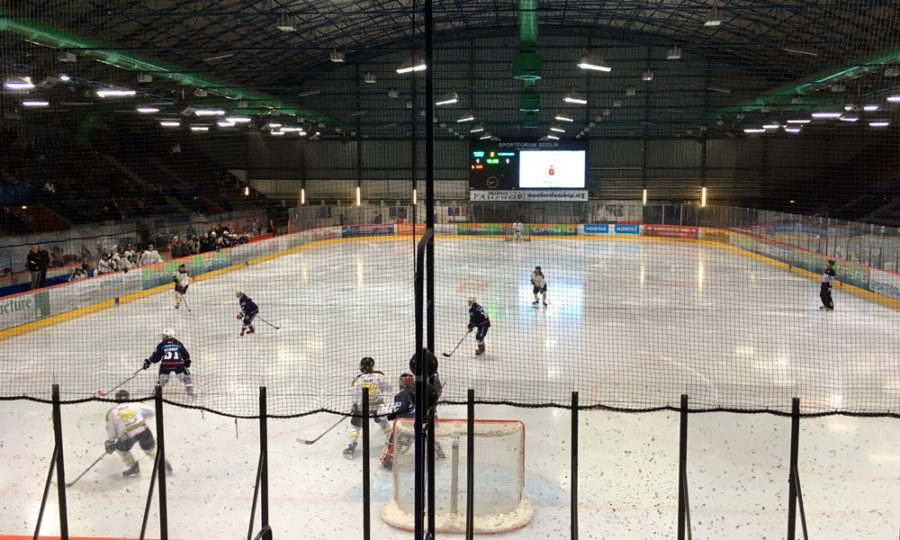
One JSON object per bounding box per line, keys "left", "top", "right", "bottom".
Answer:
{"left": 469, "top": 141, "right": 587, "bottom": 191}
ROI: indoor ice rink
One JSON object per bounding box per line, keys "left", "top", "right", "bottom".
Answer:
{"left": 3, "top": 235, "right": 900, "bottom": 538}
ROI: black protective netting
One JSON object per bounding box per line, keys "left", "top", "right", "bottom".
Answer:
{"left": 1, "top": 1, "right": 900, "bottom": 419}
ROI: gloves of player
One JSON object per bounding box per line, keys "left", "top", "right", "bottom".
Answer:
{"left": 184, "top": 359, "right": 191, "bottom": 368}
{"left": 236, "top": 313, "right": 243, "bottom": 319}
{"left": 142, "top": 359, "right": 151, "bottom": 370}
{"left": 104, "top": 440, "right": 116, "bottom": 454}
{"left": 467, "top": 325, "right": 473, "bottom": 331}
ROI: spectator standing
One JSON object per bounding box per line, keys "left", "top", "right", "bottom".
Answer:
{"left": 268, "top": 220, "right": 277, "bottom": 236}
{"left": 252, "top": 219, "right": 262, "bottom": 236}
{"left": 26, "top": 245, "right": 41, "bottom": 289}
{"left": 37, "top": 243, "right": 49, "bottom": 287}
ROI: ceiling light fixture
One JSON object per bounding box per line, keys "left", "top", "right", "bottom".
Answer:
{"left": 786, "top": 119, "right": 811, "bottom": 124}
{"left": 136, "top": 106, "right": 160, "bottom": 114}
{"left": 479, "top": 132, "right": 493, "bottom": 140}
{"left": 863, "top": 104, "right": 879, "bottom": 112}
{"left": 545, "top": 132, "right": 560, "bottom": 141}
{"left": 626, "top": 86, "right": 637, "bottom": 96}
{"left": 387, "top": 88, "right": 399, "bottom": 98}
{"left": 159, "top": 120, "right": 180, "bottom": 127}
{"left": 839, "top": 115, "right": 859, "bottom": 122}
{"left": 762, "top": 123, "right": 780, "bottom": 130}
{"left": 297, "top": 89, "right": 321, "bottom": 98}
{"left": 203, "top": 52, "right": 235, "bottom": 63}
{"left": 58, "top": 74, "right": 71, "bottom": 82}
{"left": 707, "top": 86, "right": 731, "bottom": 94}
{"left": 330, "top": 50, "right": 346, "bottom": 63}
{"left": 195, "top": 109, "right": 226, "bottom": 117}
{"left": 667, "top": 46, "right": 682, "bottom": 60}
{"left": 886, "top": 95, "right": 900, "bottom": 103}
{"left": 96, "top": 88, "right": 136, "bottom": 98}
{"left": 22, "top": 100, "right": 49, "bottom": 107}
{"left": 577, "top": 51, "right": 611, "bottom": 72}
{"left": 364, "top": 72, "right": 376, "bottom": 84}
{"left": 642, "top": 69, "right": 654, "bottom": 82}
{"left": 217, "top": 120, "right": 235, "bottom": 128}
{"left": 704, "top": 7, "right": 722, "bottom": 26}
{"left": 5, "top": 77, "right": 34, "bottom": 91}
{"left": 190, "top": 126, "right": 209, "bottom": 132}
{"left": 554, "top": 113, "right": 574, "bottom": 122}
{"left": 784, "top": 127, "right": 802, "bottom": 134}
{"left": 549, "top": 124, "right": 566, "bottom": 133}
{"left": 469, "top": 123, "right": 485, "bottom": 134}
{"left": 435, "top": 91, "right": 458, "bottom": 106}
{"left": 456, "top": 111, "right": 475, "bottom": 123}
{"left": 811, "top": 111, "right": 841, "bottom": 118}
{"left": 563, "top": 91, "right": 587, "bottom": 105}
{"left": 869, "top": 120, "right": 890, "bottom": 127}
{"left": 743, "top": 128, "right": 765, "bottom": 134}
{"left": 397, "top": 55, "right": 426, "bottom": 74}
{"left": 225, "top": 116, "right": 252, "bottom": 123}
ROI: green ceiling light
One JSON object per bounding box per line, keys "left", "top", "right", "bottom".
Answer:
{"left": 513, "top": 50, "right": 542, "bottom": 82}
{"left": 522, "top": 111, "right": 538, "bottom": 128}
{"left": 520, "top": 87, "right": 540, "bottom": 112}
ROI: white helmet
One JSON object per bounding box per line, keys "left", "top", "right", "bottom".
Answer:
{"left": 467, "top": 296, "right": 477, "bottom": 306}
{"left": 161, "top": 328, "right": 175, "bottom": 339}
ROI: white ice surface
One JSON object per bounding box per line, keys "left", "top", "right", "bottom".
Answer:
{"left": 1, "top": 236, "right": 899, "bottom": 538}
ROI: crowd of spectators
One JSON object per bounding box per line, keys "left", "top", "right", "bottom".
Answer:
{"left": 168, "top": 222, "right": 251, "bottom": 259}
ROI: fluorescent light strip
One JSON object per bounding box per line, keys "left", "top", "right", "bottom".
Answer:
{"left": 545, "top": 133, "right": 560, "bottom": 140}
{"left": 743, "top": 128, "right": 766, "bottom": 134}
{"left": 190, "top": 126, "right": 209, "bottom": 132}
{"left": 786, "top": 119, "right": 811, "bottom": 124}
{"left": 839, "top": 115, "right": 859, "bottom": 122}
{"left": 887, "top": 95, "right": 900, "bottom": 103}
{"left": 137, "top": 107, "right": 160, "bottom": 114}
{"left": 863, "top": 105, "right": 879, "bottom": 112}
{"left": 869, "top": 121, "right": 890, "bottom": 127}
{"left": 811, "top": 111, "right": 841, "bottom": 118}
{"left": 22, "top": 100, "right": 49, "bottom": 107}
{"left": 762, "top": 123, "right": 780, "bottom": 130}
{"left": 554, "top": 114, "right": 574, "bottom": 122}
{"left": 96, "top": 89, "right": 136, "bottom": 98}
{"left": 225, "top": 116, "right": 252, "bottom": 123}
{"left": 195, "top": 109, "right": 226, "bottom": 117}
{"left": 577, "top": 61, "right": 611, "bottom": 72}
{"left": 159, "top": 121, "right": 180, "bottom": 127}
{"left": 784, "top": 127, "right": 802, "bottom": 133}
{"left": 217, "top": 121, "right": 235, "bottom": 128}
{"left": 5, "top": 77, "right": 34, "bottom": 91}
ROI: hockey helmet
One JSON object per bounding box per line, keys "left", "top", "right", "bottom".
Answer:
{"left": 467, "top": 296, "right": 477, "bottom": 306}
{"left": 535, "top": 266, "right": 541, "bottom": 271}
{"left": 399, "top": 373, "right": 414, "bottom": 390}
{"left": 115, "top": 389, "right": 130, "bottom": 402}
{"left": 359, "top": 356, "right": 375, "bottom": 372}
{"left": 178, "top": 263, "right": 186, "bottom": 270}
{"left": 161, "top": 328, "right": 176, "bottom": 339}
{"left": 235, "top": 291, "right": 243, "bottom": 298}
{"left": 148, "top": 244, "right": 154, "bottom": 250}
{"left": 827, "top": 259, "right": 835, "bottom": 265}
{"left": 409, "top": 348, "right": 439, "bottom": 375}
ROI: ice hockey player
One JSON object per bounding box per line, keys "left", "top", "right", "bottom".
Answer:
{"left": 96, "top": 253, "right": 114, "bottom": 274}
{"left": 104, "top": 389, "right": 173, "bottom": 477}
{"left": 235, "top": 291, "right": 258, "bottom": 336}
{"left": 531, "top": 266, "right": 548, "bottom": 306}
{"left": 143, "top": 328, "right": 194, "bottom": 397}
{"left": 140, "top": 244, "right": 163, "bottom": 266}
{"left": 380, "top": 373, "right": 414, "bottom": 470}
{"left": 512, "top": 220, "right": 524, "bottom": 241}
{"left": 467, "top": 297, "right": 491, "bottom": 356}
{"left": 344, "top": 356, "right": 393, "bottom": 460}
{"left": 819, "top": 259, "right": 836, "bottom": 310}
{"left": 173, "top": 264, "right": 190, "bottom": 309}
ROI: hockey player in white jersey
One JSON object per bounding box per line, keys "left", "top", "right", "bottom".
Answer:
{"left": 172, "top": 264, "right": 190, "bottom": 309}
{"left": 104, "top": 389, "right": 172, "bottom": 477}
{"left": 140, "top": 244, "right": 163, "bottom": 266}
{"left": 344, "top": 357, "right": 393, "bottom": 459}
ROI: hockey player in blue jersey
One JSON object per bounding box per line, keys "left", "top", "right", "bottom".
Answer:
{"left": 143, "top": 328, "right": 194, "bottom": 396}
{"left": 235, "top": 291, "right": 259, "bottom": 336}
{"left": 467, "top": 297, "right": 491, "bottom": 356}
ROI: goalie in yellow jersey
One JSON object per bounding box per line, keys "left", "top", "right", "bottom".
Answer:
{"left": 343, "top": 356, "right": 393, "bottom": 460}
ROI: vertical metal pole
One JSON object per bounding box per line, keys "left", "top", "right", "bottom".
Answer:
{"left": 677, "top": 394, "right": 688, "bottom": 540}
{"left": 424, "top": 0, "right": 437, "bottom": 532}
{"left": 362, "top": 387, "right": 371, "bottom": 540}
{"left": 787, "top": 397, "right": 800, "bottom": 539}
{"left": 155, "top": 385, "right": 168, "bottom": 540}
{"left": 34, "top": 446, "right": 58, "bottom": 540}
{"left": 466, "top": 389, "right": 475, "bottom": 540}
{"left": 259, "top": 387, "right": 271, "bottom": 540}
{"left": 50, "top": 385, "right": 68, "bottom": 539}
{"left": 571, "top": 392, "right": 579, "bottom": 540}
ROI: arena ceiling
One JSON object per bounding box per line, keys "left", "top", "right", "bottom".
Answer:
{"left": 2, "top": 1, "right": 900, "bottom": 140}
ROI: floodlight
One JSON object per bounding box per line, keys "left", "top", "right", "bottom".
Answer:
{"left": 577, "top": 51, "right": 611, "bottom": 72}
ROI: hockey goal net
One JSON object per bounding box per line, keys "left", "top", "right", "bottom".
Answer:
{"left": 382, "top": 418, "right": 532, "bottom": 533}
{"left": 504, "top": 224, "right": 531, "bottom": 241}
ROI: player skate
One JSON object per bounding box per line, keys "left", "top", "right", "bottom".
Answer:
{"left": 343, "top": 442, "right": 357, "bottom": 460}
{"left": 123, "top": 462, "right": 140, "bottom": 477}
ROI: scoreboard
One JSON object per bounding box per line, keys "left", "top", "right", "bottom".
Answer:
{"left": 469, "top": 141, "right": 587, "bottom": 201}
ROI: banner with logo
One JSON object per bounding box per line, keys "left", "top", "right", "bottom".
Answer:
{"left": 614, "top": 224, "right": 641, "bottom": 235}
{"left": 583, "top": 224, "right": 609, "bottom": 235}
{"left": 470, "top": 190, "right": 588, "bottom": 202}
{"left": 457, "top": 223, "right": 505, "bottom": 236}
{"left": 644, "top": 225, "right": 699, "bottom": 239}
{"left": 341, "top": 225, "right": 395, "bottom": 238}
{"left": 530, "top": 224, "right": 578, "bottom": 236}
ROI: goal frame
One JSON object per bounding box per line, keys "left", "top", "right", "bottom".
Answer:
{"left": 381, "top": 418, "right": 533, "bottom": 533}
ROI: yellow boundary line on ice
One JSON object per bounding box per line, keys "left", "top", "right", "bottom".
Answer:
{"left": 2, "top": 231, "right": 897, "bottom": 340}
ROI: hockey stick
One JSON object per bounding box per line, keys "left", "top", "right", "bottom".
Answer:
{"left": 296, "top": 416, "right": 347, "bottom": 445}
{"left": 65, "top": 451, "right": 107, "bottom": 487}
{"left": 180, "top": 294, "right": 191, "bottom": 313}
{"left": 97, "top": 368, "right": 143, "bottom": 397}
{"left": 442, "top": 330, "right": 471, "bottom": 358}
{"left": 258, "top": 317, "right": 280, "bottom": 330}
